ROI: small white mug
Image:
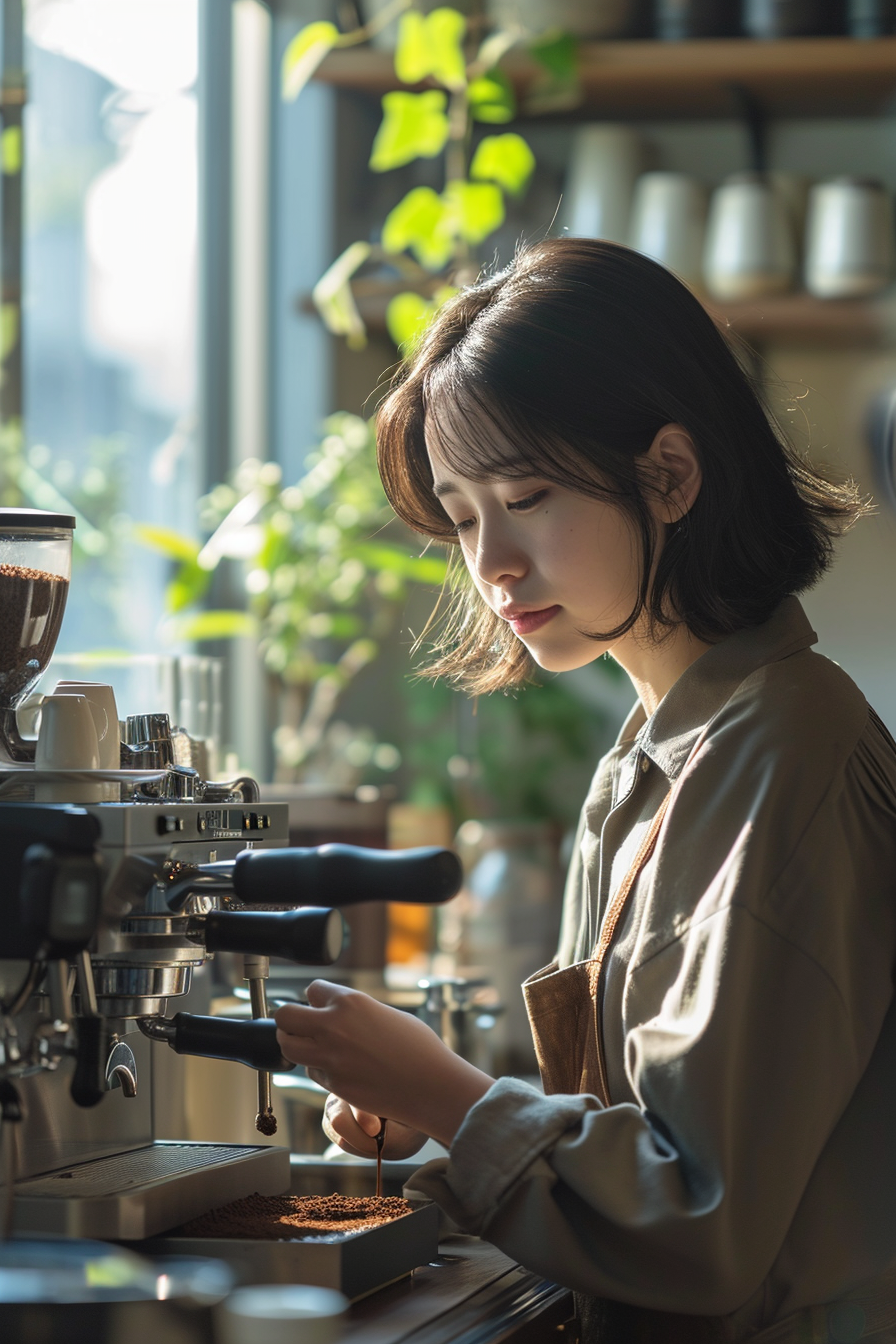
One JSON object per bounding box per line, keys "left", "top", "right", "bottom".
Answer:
{"left": 562, "top": 123, "right": 646, "bottom": 245}
{"left": 804, "top": 176, "right": 895, "bottom": 299}
{"left": 629, "top": 171, "right": 708, "bottom": 291}
{"left": 703, "top": 171, "right": 796, "bottom": 301}
{"left": 35, "top": 693, "right": 102, "bottom": 786}
{"left": 52, "top": 680, "right": 120, "bottom": 769}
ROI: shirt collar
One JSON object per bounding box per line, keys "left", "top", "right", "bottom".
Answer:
{"left": 615, "top": 597, "right": 818, "bottom": 782}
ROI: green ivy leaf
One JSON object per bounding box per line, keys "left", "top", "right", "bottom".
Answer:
{"left": 468, "top": 69, "right": 516, "bottom": 123}
{"left": 386, "top": 291, "right": 436, "bottom": 351}
{"left": 133, "top": 522, "right": 202, "bottom": 563}
{"left": 0, "top": 304, "right": 18, "bottom": 362}
{"left": 470, "top": 132, "right": 535, "bottom": 196}
{"left": 528, "top": 29, "right": 577, "bottom": 80}
{"left": 166, "top": 561, "right": 210, "bottom": 614}
{"left": 386, "top": 285, "right": 458, "bottom": 351}
{"left": 312, "top": 240, "right": 372, "bottom": 349}
{"left": 425, "top": 8, "right": 467, "bottom": 89}
{"left": 281, "top": 21, "right": 340, "bottom": 101}
{"left": 356, "top": 541, "right": 448, "bottom": 584}
{"left": 163, "top": 610, "right": 259, "bottom": 642}
{"left": 2, "top": 126, "right": 21, "bottom": 175}
{"left": 394, "top": 8, "right": 467, "bottom": 89}
{"left": 394, "top": 10, "right": 429, "bottom": 83}
{"left": 443, "top": 178, "right": 504, "bottom": 245}
{"left": 369, "top": 90, "right": 450, "bottom": 171}
{"left": 524, "top": 29, "right": 581, "bottom": 113}
{"left": 382, "top": 186, "right": 453, "bottom": 270}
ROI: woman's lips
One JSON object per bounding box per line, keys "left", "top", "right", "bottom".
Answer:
{"left": 505, "top": 605, "right": 561, "bottom": 636}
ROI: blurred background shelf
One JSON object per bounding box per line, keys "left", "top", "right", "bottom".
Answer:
{"left": 300, "top": 284, "right": 896, "bottom": 349}
{"left": 316, "top": 37, "right": 896, "bottom": 119}
{"left": 707, "top": 292, "right": 896, "bottom": 347}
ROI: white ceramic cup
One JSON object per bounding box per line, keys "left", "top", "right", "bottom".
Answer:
{"left": 561, "top": 124, "right": 646, "bottom": 245}
{"left": 702, "top": 172, "right": 796, "bottom": 301}
{"left": 52, "top": 681, "right": 120, "bottom": 769}
{"left": 629, "top": 171, "right": 708, "bottom": 291}
{"left": 804, "top": 176, "right": 895, "bottom": 299}
{"left": 35, "top": 694, "right": 101, "bottom": 771}
{"left": 214, "top": 1284, "right": 349, "bottom": 1344}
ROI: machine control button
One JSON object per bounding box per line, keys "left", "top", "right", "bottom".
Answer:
{"left": 157, "top": 815, "right": 184, "bottom": 836}
{"left": 197, "top": 816, "right": 207, "bottom": 833}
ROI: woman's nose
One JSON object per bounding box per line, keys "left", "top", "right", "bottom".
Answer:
{"left": 471, "top": 521, "right": 528, "bottom": 588}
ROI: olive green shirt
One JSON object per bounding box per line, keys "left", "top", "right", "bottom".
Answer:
{"left": 410, "top": 598, "right": 896, "bottom": 1335}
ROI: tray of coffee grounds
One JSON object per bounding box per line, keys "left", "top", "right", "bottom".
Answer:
{"left": 144, "top": 1191, "right": 441, "bottom": 1301}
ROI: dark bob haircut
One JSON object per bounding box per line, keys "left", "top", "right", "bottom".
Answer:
{"left": 376, "top": 237, "right": 865, "bottom": 694}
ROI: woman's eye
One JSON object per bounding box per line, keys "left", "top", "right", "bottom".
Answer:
{"left": 507, "top": 489, "right": 548, "bottom": 512}
{"left": 452, "top": 517, "right": 475, "bottom": 535}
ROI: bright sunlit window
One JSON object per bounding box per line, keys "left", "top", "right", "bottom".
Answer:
{"left": 22, "top": 0, "right": 200, "bottom": 651}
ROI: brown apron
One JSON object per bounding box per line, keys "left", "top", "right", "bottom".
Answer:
{"left": 522, "top": 792, "right": 896, "bottom": 1344}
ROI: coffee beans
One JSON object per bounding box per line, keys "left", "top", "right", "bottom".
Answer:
{"left": 0, "top": 564, "right": 69, "bottom": 708}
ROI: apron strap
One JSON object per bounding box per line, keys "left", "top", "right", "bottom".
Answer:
{"left": 587, "top": 788, "right": 673, "bottom": 1105}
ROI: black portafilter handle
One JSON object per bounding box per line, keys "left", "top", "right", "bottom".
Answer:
{"left": 164, "top": 1014, "right": 295, "bottom": 1073}
{"left": 230, "top": 843, "right": 463, "bottom": 908}
{"left": 70, "top": 1016, "right": 105, "bottom": 1109}
{"left": 199, "top": 906, "right": 346, "bottom": 963}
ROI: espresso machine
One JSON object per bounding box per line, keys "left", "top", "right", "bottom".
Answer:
{"left": 0, "top": 508, "right": 462, "bottom": 1250}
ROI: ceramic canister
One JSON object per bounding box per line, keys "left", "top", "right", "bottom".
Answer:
{"left": 804, "top": 177, "right": 895, "bottom": 299}
{"left": 629, "top": 171, "right": 708, "bottom": 291}
{"left": 703, "top": 171, "right": 796, "bottom": 301}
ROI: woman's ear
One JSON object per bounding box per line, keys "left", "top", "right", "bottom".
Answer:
{"left": 643, "top": 423, "right": 702, "bottom": 524}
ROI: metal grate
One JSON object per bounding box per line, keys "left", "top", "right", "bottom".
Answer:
{"left": 16, "top": 1143, "right": 255, "bottom": 1198}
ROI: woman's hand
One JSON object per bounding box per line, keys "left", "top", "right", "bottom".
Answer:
{"left": 274, "top": 980, "right": 494, "bottom": 1149}
{"left": 322, "top": 1096, "right": 428, "bottom": 1160}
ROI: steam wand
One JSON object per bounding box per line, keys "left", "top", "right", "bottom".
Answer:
{"left": 244, "top": 954, "right": 277, "bottom": 1136}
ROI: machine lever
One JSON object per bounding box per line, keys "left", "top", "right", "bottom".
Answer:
{"left": 230, "top": 844, "right": 463, "bottom": 908}
{"left": 140, "top": 1013, "right": 295, "bottom": 1073}
{"left": 195, "top": 906, "right": 346, "bottom": 963}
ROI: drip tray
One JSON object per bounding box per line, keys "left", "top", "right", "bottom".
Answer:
{"left": 145, "top": 1200, "right": 441, "bottom": 1302}
{"left": 13, "top": 1141, "right": 289, "bottom": 1241}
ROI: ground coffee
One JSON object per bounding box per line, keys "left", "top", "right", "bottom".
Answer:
{"left": 0, "top": 564, "right": 69, "bottom": 707}
{"left": 179, "top": 1191, "right": 413, "bottom": 1240}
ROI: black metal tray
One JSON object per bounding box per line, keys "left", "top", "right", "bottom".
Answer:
{"left": 142, "top": 1199, "right": 441, "bottom": 1301}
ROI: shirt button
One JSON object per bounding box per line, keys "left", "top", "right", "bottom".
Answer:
{"left": 640, "top": 756, "right": 650, "bottom": 774}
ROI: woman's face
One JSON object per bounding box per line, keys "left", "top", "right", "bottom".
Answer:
{"left": 424, "top": 422, "right": 646, "bottom": 674}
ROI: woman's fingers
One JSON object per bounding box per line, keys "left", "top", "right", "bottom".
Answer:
{"left": 324, "top": 1096, "right": 429, "bottom": 1160}
{"left": 351, "top": 1107, "right": 384, "bottom": 1137}
{"left": 322, "top": 1095, "right": 378, "bottom": 1157}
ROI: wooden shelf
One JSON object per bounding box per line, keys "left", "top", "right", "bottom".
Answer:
{"left": 300, "top": 283, "right": 896, "bottom": 348}
{"left": 316, "top": 37, "right": 896, "bottom": 119}
{"left": 706, "top": 291, "right": 896, "bottom": 346}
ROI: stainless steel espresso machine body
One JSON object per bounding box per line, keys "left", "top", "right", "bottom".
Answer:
{"left": 0, "top": 509, "right": 463, "bottom": 1250}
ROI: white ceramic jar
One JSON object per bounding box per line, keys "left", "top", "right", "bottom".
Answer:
{"left": 804, "top": 177, "right": 895, "bottom": 299}
{"left": 703, "top": 172, "right": 797, "bottom": 301}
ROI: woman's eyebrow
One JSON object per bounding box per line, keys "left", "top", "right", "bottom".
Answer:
{"left": 432, "top": 460, "right": 534, "bottom": 498}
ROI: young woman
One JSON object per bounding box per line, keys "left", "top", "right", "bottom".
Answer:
{"left": 274, "top": 238, "right": 896, "bottom": 1342}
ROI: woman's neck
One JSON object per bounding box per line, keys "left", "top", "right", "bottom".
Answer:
{"left": 612, "top": 622, "right": 715, "bottom": 718}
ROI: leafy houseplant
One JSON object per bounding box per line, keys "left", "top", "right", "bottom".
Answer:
{"left": 282, "top": 1, "right": 579, "bottom": 349}
{"left": 139, "top": 413, "right": 446, "bottom": 786}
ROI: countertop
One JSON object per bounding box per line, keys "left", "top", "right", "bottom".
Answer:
{"left": 341, "top": 1235, "right": 575, "bottom": 1343}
